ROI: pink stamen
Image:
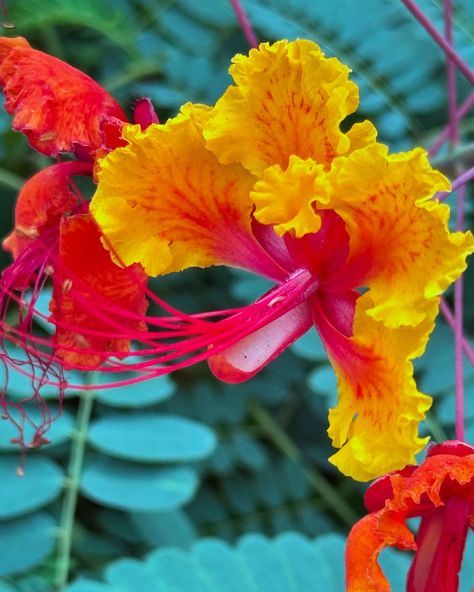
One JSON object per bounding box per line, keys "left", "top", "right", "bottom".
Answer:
{"left": 429, "top": 90, "right": 474, "bottom": 157}
{"left": 435, "top": 165, "right": 474, "bottom": 201}
{"left": 440, "top": 299, "right": 474, "bottom": 367}
{"left": 230, "top": 0, "right": 258, "bottom": 49}
{"left": 401, "top": 0, "right": 474, "bottom": 88}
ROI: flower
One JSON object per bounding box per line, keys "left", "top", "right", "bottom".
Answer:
{"left": 0, "top": 36, "right": 153, "bottom": 370}
{"left": 89, "top": 40, "right": 474, "bottom": 480}
{"left": 346, "top": 440, "right": 474, "bottom": 591}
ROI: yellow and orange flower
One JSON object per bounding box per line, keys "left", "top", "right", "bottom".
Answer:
{"left": 346, "top": 440, "right": 474, "bottom": 591}
{"left": 90, "top": 40, "right": 474, "bottom": 480}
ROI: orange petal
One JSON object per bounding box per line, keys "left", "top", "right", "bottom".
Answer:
{"left": 50, "top": 212, "right": 148, "bottom": 368}
{"left": 91, "top": 104, "right": 284, "bottom": 280}
{"left": 3, "top": 161, "right": 91, "bottom": 259}
{"left": 204, "top": 39, "right": 366, "bottom": 175}
{"left": 346, "top": 451, "right": 474, "bottom": 591}
{"left": 346, "top": 510, "right": 415, "bottom": 592}
{"left": 0, "top": 37, "right": 126, "bottom": 156}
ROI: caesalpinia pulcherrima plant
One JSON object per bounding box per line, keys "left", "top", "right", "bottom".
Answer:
{"left": 0, "top": 37, "right": 473, "bottom": 481}
{"left": 0, "top": 21, "right": 473, "bottom": 591}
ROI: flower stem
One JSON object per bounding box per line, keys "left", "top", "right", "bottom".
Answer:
{"left": 230, "top": 0, "right": 258, "bottom": 48}
{"left": 54, "top": 383, "right": 95, "bottom": 590}
{"left": 248, "top": 399, "right": 358, "bottom": 527}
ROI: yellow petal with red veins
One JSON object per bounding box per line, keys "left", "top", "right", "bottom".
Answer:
{"left": 204, "top": 39, "right": 363, "bottom": 176}
{"left": 327, "top": 143, "right": 474, "bottom": 328}
{"left": 0, "top": 36, "right": 126, "bottom": 156}
{"left": 91, "top": 104, "right": 277, "bottom": 278}
{"left": 251, "top": 155, "right": 330, "bottom": 238}
{"left": 314, "top": 292, "right": 435, "bottom": 481}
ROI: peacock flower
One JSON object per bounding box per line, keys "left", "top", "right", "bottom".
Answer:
{"left": 0, "top": 36, "right": 156, "bottom": 373}
{"left": 346, "top": 440, "right": 474, "bottom": 591}
{"left": 89, "top": 39, "right": 474, "bottom": 480}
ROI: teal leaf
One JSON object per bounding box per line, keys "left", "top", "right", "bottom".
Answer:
{"left": 0, "top": 583, "right": 16, "bottom": 592}
{"left": 0, "top": 405, "right": 74, "bottom": 451}
{"left": 0, "top": 455, "right": 63, "bottom": 519}
{"left": 129, "top": 509, "right": 197, "bottom": 549}
{"left": 66, "top": 579, "right": 112, "bottom": 592}
{"left": 379, "top": 547, "right": 411, "bottom": 590}
{"left": 81, "top": 457, "right": 198, "bottom": 512}
{"left": 0, "top": 512, "right": 56, "bottom": 576}
{"left": 290, "top": 330, "right": 328, "bottom": 362}
{"left": 95, "top": 374, "right": 175, "bottom": 408}
{"left": 88, "top": 413, "right": 216, "bottom": 463}
{"left": 105, "top": 559, "right": 161, "bottom": 591}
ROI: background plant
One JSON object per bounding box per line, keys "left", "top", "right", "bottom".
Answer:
{"left": 0, "top": 1, "right": 473, "bottom": 590}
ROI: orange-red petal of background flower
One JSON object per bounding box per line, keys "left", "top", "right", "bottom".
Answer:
{"left": 3, "top": 161, "right": 91, "bottom": 259}
{"left": 0, "top": 37, "right": 126, "bottom": 156}
{"left": 50, "top": 213, "right": 148, "bottom": 368}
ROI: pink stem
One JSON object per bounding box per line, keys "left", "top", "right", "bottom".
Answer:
{"left": 444, "top": 0, "right": 458, "bottom": 145}
{"left": 435, "top": 164, "right": 474, "bottom": 200}
{"left": 443, "top": 0, "right": 465, "bottom": 440}
{"left": 429, "top": 90, "right": 474, "bottom": 157}
{"left": 230, "top": 0, "right": 258, "bottom": 48}
{"left": 401, "top": 0, "right": 474, "bottom": 87}
{"left": 440, "top": 299, "right": 474, "bottom": 367}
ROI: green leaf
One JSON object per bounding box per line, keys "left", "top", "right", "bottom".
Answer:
{"left": 81, "top": 457, "right": 198, "bottom": 512}
{"left": 0, "top": 512, "right": 56, "bottom": 576}
{"left": 0, "top": 455, "right": 63, "bottom": 519}
{"left": 88, "top": 413, "right": 216, "bottom": 462}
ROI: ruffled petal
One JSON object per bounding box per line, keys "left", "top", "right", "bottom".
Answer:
{"left": 0, "top": 37, "right": 126, "bottom": 156}
{"left": 346, "top": 510, "right": 415, "bottom": 592}
{"left": 251, "top": 155, "right": 330, "bottom": 238}
{"left": 313, "top": 291, "right": 434, "bottom": 481}
{"left": 346, "top": 450, "right": 474, "bottom": 591}
{"left": 326, "top": 143, "right": 474, "bottom": 328}
{"left": 91, "top": 103, "right": 285, "bottom": 280}
{"left": 3, "top": 161, "right": 92, "bottom": 259}
{"left": 50, "top": 213, "right": 148, "bottom": 368}
{"left": 204, "top": 39, "right": 364, "bottom": 176}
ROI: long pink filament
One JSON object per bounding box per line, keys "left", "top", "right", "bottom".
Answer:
{"left": 230, "top": 0, "right": 258, "bottom": 48}
{"left": 443, "top": 0, "right": 465, "bottom": 441}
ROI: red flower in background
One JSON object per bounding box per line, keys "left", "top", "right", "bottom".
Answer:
{"left": 346, "top": 440, "right": 474, "bottom": 591}
{"left": 0, "top": 37, "right": 157, "bottom": 370}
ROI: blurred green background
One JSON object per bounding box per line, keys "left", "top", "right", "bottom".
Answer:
{"left": 0, "top": 1, "right": 473, "bottom": 590}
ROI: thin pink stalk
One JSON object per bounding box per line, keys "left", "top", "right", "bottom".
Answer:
{"left": 443, "top": 0, "right": 465, "bottom": 440}
{"left": 440, "top": 299, "right": 474, "bottom": 367}
{"left": 429, "top": 90, "right": 474, "bottom": 157}
{"left": 444, "top": 0, "right": 458, "bottom": 144}
{"left": 435, "top": 164, "right": 474, "bottom": 200}
{"left": 401, "top": 0, "right": 474, "bottom": 87}
{"left": 230, "top": 0, "right": 258, "bottom": 48}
